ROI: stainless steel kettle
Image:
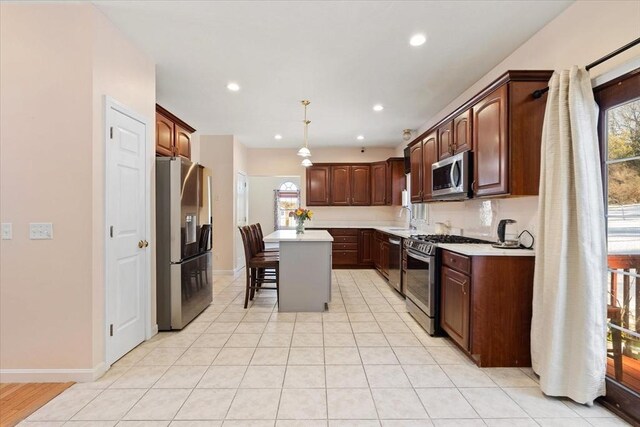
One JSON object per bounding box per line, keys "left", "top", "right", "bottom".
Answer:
{"left": 497, "top": 219, "right": 516, "bottom": 244}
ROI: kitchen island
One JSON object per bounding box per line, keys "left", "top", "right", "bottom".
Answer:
{"left": 263, "top": 229, "right": 333, "bottom": 312}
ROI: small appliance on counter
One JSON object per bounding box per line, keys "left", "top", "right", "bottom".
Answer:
{"left": 491, "top": 219, "right": 534, "bottom": 249}
{"left": 156, "top": 157, "right": 213, "bottom": 330}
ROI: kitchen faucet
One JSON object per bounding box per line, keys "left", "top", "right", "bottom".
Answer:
{"left": 398, "top": 206, "right": 417, "bottom": 230}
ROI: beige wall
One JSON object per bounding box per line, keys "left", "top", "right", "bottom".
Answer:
{"left": 399, "top": 0, "right": 640, "bottom": 238}
{"left": 91, "top": 6, "right": 156, "bottom": 368}
{"left": 199, "top": 135, "right": 236, "bottom": 272}
{"left": 0, "top": 3, "right": 155, "bottom": 380}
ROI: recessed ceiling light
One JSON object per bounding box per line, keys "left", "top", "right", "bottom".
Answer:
{"left": 373, "top": 104, "right": 384, "bottom": 112}
{"left": 227, "top": 82, "right": 240, "bottom": 92}
{"left": 409, "top": 34, "right": 427, "bottom": 47}
{"left": 357, "top": 135, "right": 364, "bottom": 140}
{"left": 274, "top": 134, "right": 282, "bottom": 140}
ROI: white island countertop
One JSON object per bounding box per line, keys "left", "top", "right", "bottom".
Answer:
{"left": 263, "top": 229, "right": 334, "bottom": 243}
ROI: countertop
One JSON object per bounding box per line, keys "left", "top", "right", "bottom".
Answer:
{"left": 263, "top": 229, "right": 334, "bottom": 243}
{"left": 306, "top": 224, "right": 535, "bottom": 257}
{"left": 437, "top": 243, "right": 535, "bottom": 257}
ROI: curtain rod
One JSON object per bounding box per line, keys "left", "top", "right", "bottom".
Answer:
{"left": 532, "top": 37, "right": 640, "bottom": 99}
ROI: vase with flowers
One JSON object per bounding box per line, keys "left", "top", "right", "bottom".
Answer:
{"left": 289, "top": 207, "right": 313, "bottom": 234}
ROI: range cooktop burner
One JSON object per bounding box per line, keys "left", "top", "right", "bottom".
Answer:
{"left": 411, "top": 234, "right": 492, "bottom": 244}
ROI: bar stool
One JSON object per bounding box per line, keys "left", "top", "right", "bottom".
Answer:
{"left": 239, "top": 226, "right": 279, "bottom": 309}
{"left": 256, "top": 223, "right": 279, "bottom": 254}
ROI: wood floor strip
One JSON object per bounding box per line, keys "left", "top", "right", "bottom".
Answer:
{"left": 0, "top": 382, "right": 73, "bottom": 427}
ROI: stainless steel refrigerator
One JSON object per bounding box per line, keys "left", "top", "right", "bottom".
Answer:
{"left": 156, "top": 157, "right": 213, "bottom": 330}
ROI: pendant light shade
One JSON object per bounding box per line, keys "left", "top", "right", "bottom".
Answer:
{"left": 297, "top": 147, "right": 311, "bottom": 157}
{"left": 301, "top": 158, "right": 313, "bottom": 167}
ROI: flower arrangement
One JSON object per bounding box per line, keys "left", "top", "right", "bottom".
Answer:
{"left": 289, "top": 207, "right": 313, "bottom": 234}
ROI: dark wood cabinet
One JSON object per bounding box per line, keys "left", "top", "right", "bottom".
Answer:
{"left": 156, "top": 112, "right": 174, "bottom": 157}
{"left": 440, "top": 249, "right": 535, "bottom": 367}
{"left": 473, "top": 85, "right": 508, "bottom": 197}
{"left": 386, "top": 158, "right": 406, "bottom": 206}
{"left": 421, "top": 131, "right": 437, "bottom": 202}
{"left": 329, "top": 165, "right": 370, "bottom": 206}
{"left": 175, "top": 124, "right": 192, "bottom": 159}
{"left": 453, "top": 109, "right": 472, "bottom": 154}
{"left": 359, "top": 229, "right": 374, "bottom": 265}
{"left": 409, "top": 143, "right": 423, "bottom": 203}
{"left": 307, "top": 160, "right": 401, "bottom": 207}
{"left": 155, "top": 104, "right": 195, "bottom": 160}
{"left": 330, "top": 166, "right": 351, "bottom": 205}
{"left": 441, "top": 265, "right": 470, "bottom": 350}
{"left": 437, "top": 121, "right": 454, "bottom": 160}
{"left": 351, "top": 165, "right": 371, "bottom": 205}
{"left": 405, "top": 70, "right": 552, "bottom": 202}
{"left": 371, "top": 162, "right": 387, "bottom": 205}
{"left": 306, "top": 166, "right": 331, "bottom": 206}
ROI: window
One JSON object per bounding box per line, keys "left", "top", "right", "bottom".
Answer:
{"left": 274, "top": 181, "right": 300, "bottom": 230}
{"left": 595, "top": 69, "right": 640, "bottom": 418}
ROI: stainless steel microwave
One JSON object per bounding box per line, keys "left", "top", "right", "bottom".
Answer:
{"left": 431, "top": 151, "right": 471, "bottom": 200}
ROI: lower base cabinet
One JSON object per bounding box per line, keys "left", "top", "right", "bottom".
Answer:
{"left": 327, "top": 228, "right": 373, "bottom": 268}
{"left": 440, "top": 249, "right": 535, "bottom": 367}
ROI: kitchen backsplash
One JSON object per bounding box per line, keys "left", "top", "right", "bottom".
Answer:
{"left": 308, "top": 206, "right": 399, "bottom": 227}
{"left": 403, "top": 196, "right": 539, "bottom": 241}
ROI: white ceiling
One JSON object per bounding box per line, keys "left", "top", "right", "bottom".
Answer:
{"left": 94, "top": 1, "right": 572, "bottom": 148}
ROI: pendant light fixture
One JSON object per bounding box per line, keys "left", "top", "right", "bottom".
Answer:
{"left": 297, "top": 100, "right": 312, "bottom": 165}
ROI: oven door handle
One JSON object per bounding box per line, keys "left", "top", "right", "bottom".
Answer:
{"left": 407, "top": 250, "right": 432, "bottom": 263}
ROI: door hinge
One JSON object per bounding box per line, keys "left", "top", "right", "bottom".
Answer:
{"left": 109, "top": 324, "right": 114, "bottom": 336}
{"left": 109, "top": 127, "right": 114, "bottom": 139}
{"left": 109, "top": 226, "right": 114, "bottom": 238}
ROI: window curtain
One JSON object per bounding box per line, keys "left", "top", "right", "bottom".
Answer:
{"left": 531, "top": 66, "right": 607, "bottom": 405}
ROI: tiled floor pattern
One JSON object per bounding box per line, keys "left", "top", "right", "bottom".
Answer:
{"left": 21, "top": 269, "right": 630, "bottom": 427}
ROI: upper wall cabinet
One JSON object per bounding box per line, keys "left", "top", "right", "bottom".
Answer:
{"left": 371, "top": 162, "right": 387, "bottom": 205}
{"left": 306, "top": 165, "right": 331, "bottom": 206}
{"left": 409, "top": 131, "right": 436, "bottom": 203}
{"left": 473, "top": 85, "right": 508, "bottom": 196}
{"left": 306, "top": 159, "right": 404, "bottom": 207}
{"left": 437, "top": 121, "right": 453, "bottom": 160}
{"left": 155, "top": 104, "right": 196, "bottom": 160}
{"left": 330, "top": 165, "right": 371, "bottom": 206}
{"left": 409, "top": 143, "right": 423, "bottom": 203}
{"left": 406, "top": 70, "right": 552, "bottom": 201}
{"left": 453, "top": 109, "right": 472, "bottom": 154}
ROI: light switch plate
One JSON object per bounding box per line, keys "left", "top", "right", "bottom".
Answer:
{"left": 1, "top": 223, "right": 12, "bottom": 240}
{"left": 29, "top": 223, "right": 53, "bottom": 240}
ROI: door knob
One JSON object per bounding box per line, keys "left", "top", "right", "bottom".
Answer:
{"left": 138, "top": 240, "right": 144, "bottom": 248}
{"left": 144, "top": 240, "right": 149, "bottom": 247}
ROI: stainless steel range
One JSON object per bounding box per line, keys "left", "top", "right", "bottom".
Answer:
{"left": 403, "top": 234, "right": 490, "bottom": 335}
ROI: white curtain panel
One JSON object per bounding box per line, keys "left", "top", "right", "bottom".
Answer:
{"left": 531, "top": 66, "right": 607, "bottom": 405}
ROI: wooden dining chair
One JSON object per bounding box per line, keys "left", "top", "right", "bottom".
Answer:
{"left": 238, "top": 225, "right": 279, "bottom": 309}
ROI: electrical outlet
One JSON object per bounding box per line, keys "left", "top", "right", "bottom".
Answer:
{"left": 1, "top": 223, "right": 12, "bottom": 240}
{"left": 29, "top": 223, "right": 53, "bottom": 240}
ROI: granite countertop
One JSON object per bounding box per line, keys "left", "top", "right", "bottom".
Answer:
{"left": 263, "top": 229, "right": 334, "bottom": 243}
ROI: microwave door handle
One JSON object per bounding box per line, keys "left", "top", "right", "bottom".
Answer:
{"left": 450, "top": 160, "right": 460, "bottom": 188}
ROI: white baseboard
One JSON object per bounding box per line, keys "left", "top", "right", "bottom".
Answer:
{"left": 148, "top": 323, "right": 158, "bottom": 339}
{"left": 0, "top": 362, "right": 108, "bottom": 383}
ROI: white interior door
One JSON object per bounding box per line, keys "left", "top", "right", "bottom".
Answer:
{"left": 106, "top": 100, "right": 149, "bottom": 365}
{"left": 236, "top": 172, "right": 248, "bottom": 269}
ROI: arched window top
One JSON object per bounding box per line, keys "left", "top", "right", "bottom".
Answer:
{"left": 280, "top": 181, "right": 298, "bottom": 191}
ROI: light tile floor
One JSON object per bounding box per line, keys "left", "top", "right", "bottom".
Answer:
{"left": 22, "top": 269, "right": 630, "bottom": 427}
